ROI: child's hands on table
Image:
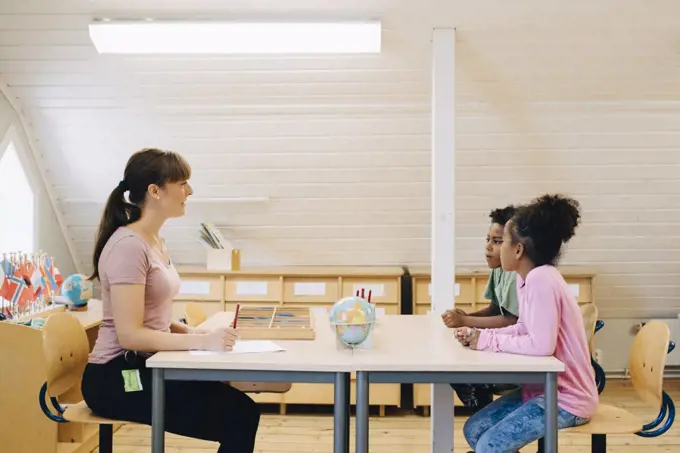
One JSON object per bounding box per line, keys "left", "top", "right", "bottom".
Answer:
{"left": 454, "top": 327, "right": 481, "bottom": 350}
{"left": 441, "top": 308, "right": 468, "bottom": 328}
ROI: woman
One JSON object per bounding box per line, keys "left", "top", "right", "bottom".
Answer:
{"left": 82, "top": 148, "right": 260, "bottom": 453}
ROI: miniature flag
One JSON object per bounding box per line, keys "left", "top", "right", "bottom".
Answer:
{"left": 30, "top": 267, "right": 44, "bottom": 299}
{"left": 43, "top": 256, "right": 58, "bottom": 291}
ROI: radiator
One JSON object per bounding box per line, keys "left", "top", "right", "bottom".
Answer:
{"left": 644, "top": 318, "right": 680, "bottom": 367}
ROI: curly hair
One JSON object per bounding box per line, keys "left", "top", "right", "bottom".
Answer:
{"left": 489, "top": 205, "right": 517, "bottom": 226}
{"left": 509, "top": 194, "right": 581, "bottom": 267}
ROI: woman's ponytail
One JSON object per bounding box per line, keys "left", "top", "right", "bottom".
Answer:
{"left": 88, "top": 181, "right": 141, "bottom": 281}
{"left": 88, "top": 148, "right": 191, "bottom": 281}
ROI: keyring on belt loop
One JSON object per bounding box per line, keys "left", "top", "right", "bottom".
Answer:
{"left": 124, "top": 350, "right": 138, "bottom": 364}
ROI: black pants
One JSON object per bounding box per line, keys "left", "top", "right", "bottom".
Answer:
{"left": 450, "top": 383, "right": 520, "bottom": 411}
{"left": 81, "top": 353, "right": 260, "bottom": 453}
{"left": 450, "top": 383, "right": 495, "bottom": 410}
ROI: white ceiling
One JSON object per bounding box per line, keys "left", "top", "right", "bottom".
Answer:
{"left": 1, "top": 0, "right": 679, "bottom": 277}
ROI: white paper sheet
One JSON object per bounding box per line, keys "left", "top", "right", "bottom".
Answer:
{"left": 189, "top": 340, "right": 285, "bottom": 355}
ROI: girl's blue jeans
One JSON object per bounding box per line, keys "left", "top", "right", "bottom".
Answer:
{"left": 463, "top": 388, "right": 589, "bottom": 452}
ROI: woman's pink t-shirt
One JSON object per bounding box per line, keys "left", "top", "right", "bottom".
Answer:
{"left": 477, "top": 265, "right": 599, "bottom": 418}
{"left": 89, "top": 227, "right": 181, "bottom": 364}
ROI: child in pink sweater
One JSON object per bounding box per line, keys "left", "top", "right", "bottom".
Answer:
{"left": 458, "top": 194, "right": 598, "bottom": 453}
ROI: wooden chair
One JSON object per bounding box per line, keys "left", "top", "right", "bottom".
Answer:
{"left": 184, "top": 301, "right": 207, "bottom": 327}
{"left": 580, "top": 303, "right": 606, "bottom": 394}
{"left": 539, "top": 320, "right": 676, "bottom": 453}
{"left": 496, "top": 305, "right": 606, "bottom": 402}
{"left": 593, "top": 319, "right": 606, "bottom": 393}
{"left": 38, "top": 312, "right": 132, "bottom": 453}
{"left": 183, "top": 302, "right": 292, "bottom": 394}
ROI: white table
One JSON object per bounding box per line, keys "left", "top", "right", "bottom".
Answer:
{"left": 352, "top": 314, "right": 565, "bottom": 453}
{"left": 146, "top": 310, "right": 354, "bottom": 453}
{"left": 147, "top": 311, "right": 564, "bottom": 453}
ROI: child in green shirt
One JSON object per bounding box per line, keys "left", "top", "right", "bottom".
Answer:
{"left": 441, "top": 204, "right": 520, "bottom": 410}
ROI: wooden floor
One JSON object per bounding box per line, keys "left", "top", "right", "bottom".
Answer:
{"left": 94, "top": 379, "right": 680, "bottom": 453}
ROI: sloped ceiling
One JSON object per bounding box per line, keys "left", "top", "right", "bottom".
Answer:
{"left": 0, "top": 0, "right": 678, "bottom": 276}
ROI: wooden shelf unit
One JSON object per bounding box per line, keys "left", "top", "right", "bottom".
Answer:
{"left": 0, "top": 301, "right": 107, "bottom": 453}
{"left": 408, "top": 266, "right": 597, "bottom": 411}
{"left": 173, "top": 265, "right": 404, "bottom": 414}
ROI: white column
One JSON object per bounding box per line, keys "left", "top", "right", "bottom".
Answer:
{"left": 430, "top": 27, "right": 456, "bottom": 453}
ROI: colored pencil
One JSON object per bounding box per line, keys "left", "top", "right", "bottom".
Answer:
{"left": 233, "top": 303, "right": 241, "bottom": 328}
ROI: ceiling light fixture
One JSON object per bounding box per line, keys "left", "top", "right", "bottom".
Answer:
{"left": 88, "top": 20, "right": 382, "bottom": 54}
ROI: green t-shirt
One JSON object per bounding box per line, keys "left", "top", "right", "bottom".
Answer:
{"left": 483, "top": 267, "right": 520, "bottom": 317}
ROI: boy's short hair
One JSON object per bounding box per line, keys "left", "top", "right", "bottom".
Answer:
{"left": 489, "top": 205, "right": 517, "bottom": 226}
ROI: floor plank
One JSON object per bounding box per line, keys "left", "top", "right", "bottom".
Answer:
{"left": 92, "top": 379, "right": 680, "bottom": 452}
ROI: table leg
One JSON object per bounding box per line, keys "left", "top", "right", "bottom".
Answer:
{"left": 544, "top": 372, "right": 558, "bottom": 453}
{"left": 334, "top": 372, "right": 350, "bottom": 453}
{"left": 151, "top": 368, "right": 165, "bottom": 453}
{"left": 431, "top": 383, "right": 455, "bottom": 453}
{"left": 355, "top": 371, "right": 370, "bottom": 453}
{"left": 344, "top": 373, "right": 350, "bottom": 451}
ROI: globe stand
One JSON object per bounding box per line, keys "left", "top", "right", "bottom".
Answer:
{"left": 331, "top": 321, "right": 376, "bottom": 351}
{"left": 335, "top": 337, "right": 372, "bottom": 351}
{"left": 67, "top": 302, "right": 88, "bottom": 312}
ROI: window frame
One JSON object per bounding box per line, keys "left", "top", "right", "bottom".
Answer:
{"left": 0, "top": 124, "right": 39, "bottom": 252}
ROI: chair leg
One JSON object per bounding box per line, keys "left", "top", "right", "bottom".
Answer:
{"left": 99, "top": 424, "right": 113, "bottom": 453}
{"left": 537, "top": 437, "right": 545, "bottom": 453}
{"left": 592, "top": 434, "right": 606, "bottom": 453}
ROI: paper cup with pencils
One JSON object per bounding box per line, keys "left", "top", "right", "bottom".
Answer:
{"left": 197, "top": 222, "right": 241, "bottom": 271}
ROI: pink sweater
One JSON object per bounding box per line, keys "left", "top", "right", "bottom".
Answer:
{"left": 477, "top": 265, "right": 599, "bottom": 418}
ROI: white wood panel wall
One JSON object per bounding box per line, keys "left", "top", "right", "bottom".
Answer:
{"left": 0, "top": 1, "right": 679, "bottom": 319}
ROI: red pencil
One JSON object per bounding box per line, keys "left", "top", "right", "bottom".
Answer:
{"left": 368, "top": 290, "right": 372, "bottom": 303}
{"left": 233, "top": 303, "right": 241, "bottom": 328}
{"left": 361, "top": 288, "right": 365, "bottom": 299}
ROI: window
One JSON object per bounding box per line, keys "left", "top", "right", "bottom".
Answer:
{"left": 0, "top": 141, "right": 34, "bottom": 253}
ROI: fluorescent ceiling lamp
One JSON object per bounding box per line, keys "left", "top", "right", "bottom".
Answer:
{"left": 88, "top": 20, "right": 381, "bottom": 54}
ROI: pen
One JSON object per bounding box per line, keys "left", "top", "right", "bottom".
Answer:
{"left": 233, "top": 303, "right": 241, "bottom": 328}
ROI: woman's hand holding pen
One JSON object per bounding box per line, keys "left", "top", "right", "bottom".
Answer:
{"left": 203, "top": 303, "right": 240, "bottom": 351}
{"left": 201, "top": 327, "right": 238, "bottom": 351}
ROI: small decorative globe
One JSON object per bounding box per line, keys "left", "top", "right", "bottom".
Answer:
{"left": 329, "top": 296, "right": 377, "bottom": 347}
{"left": 61, "top": 274, "right": 94, "bottom": 308}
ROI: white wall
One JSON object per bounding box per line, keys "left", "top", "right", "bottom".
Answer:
{"left": 0, "top": 3, "right": 678, "bottom": 375}
{"left": 0, "top": 90, "right": 76, "bottom": 277}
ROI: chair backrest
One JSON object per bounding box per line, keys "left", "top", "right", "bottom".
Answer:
{"left": 41, "top": 312, "right": 90, "bottom": 398}
{"left": 629, "top": 321, "right": 670, "bottom": 409}
{"left": 185, "top": 302, "right": 207, "bottom": 327}
{"left": 580, "top": 303, "right": 598, "bottom": 354}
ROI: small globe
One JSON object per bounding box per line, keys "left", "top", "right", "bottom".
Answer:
{"left": 61, "top": 274, "right": 94, "bottom": 308}
{"left": 329, "top": 296, "right": 377, "bottom": 347}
